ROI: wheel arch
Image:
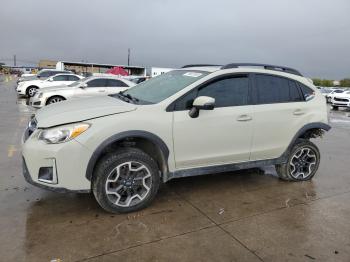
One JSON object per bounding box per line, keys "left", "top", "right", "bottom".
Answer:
{"left": 45, "top": 95, "right": 66, "bottom": 105}
{"left": 86, "top": 131, "right": 170, "bottom": 182}
{"left": 26, "top": 85, "right": 39, "bottom": 95}
{"left": 279, "top": 122, "right": 331, "bottom": 162}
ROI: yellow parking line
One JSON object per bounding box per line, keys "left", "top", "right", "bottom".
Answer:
{"left": 7, "top": 145, "right": 17, "bottom": 157}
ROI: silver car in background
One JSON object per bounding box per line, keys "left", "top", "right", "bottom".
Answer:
{"left": 29, "top": 76, "right": 135, "bottom": 108}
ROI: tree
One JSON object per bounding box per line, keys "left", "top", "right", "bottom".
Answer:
{"left": 340, "top": 78, "right": 350, "bottom": 87}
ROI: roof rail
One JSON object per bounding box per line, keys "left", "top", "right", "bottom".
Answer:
{"left": 182, "top": 64, "right": 222, "bottom": 68}
{"left": 221, "top": 63, "right": 303, "bottom": 76}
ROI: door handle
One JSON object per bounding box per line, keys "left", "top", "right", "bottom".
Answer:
{"left": 237, "top": 115, "right": 252, "bottom": 121}
{"left": 293, "top": 109, "right": 305, "bottom": 116}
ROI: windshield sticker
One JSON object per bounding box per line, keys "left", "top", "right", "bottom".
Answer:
{"left": 183, "top": 72, "right": 203, "bottom": 78}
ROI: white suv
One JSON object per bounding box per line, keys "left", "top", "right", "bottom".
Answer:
{"left": 22, "top": 63, "right": 330, "bottom": 213}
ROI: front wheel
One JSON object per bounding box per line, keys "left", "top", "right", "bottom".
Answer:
{"left": 92, "top": 148, "right": 160, "bottom": 213}
{"left": 46, "top": 96, "right": 65, "bottom": 105}
{"left": 26, "top": 86, "right": 38, "bottom": 97}
{"left": 276, "top": 139, "right": 320, "bottom": 181}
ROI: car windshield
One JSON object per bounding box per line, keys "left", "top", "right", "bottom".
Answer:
{"left": 119, "top": 70, "right": 208, "bottom": 104}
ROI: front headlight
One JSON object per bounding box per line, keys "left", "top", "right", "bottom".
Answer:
{"left": 38, "top": 123, "right": 90, "bottom": 144}
{"left": 37, "top": 92, "right": 43, "bottom": 98}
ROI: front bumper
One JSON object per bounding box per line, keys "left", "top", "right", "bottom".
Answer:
{"left": 22, "top": 128, "right": 92, "bottom": 192}
{"left": 29, "top": 96, "right": 44, "bottom": 108}
{"left": 331, "top": 101, "right": 350, "bottom": 108}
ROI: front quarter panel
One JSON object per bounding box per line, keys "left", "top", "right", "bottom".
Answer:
{"left": 74, "top": 105, "right": 175, "bottom": 174}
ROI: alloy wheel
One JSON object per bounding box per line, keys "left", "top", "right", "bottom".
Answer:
{"left": 105, "top": 161, "right": 152, "bottom": 207}
{"left": 48, "top": 97, "right": 63, "bottom": 104}
{"left": 289, "top": 147, "right": 317, "bottom": 180}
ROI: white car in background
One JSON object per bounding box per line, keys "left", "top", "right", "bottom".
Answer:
{"left": 331, "top": 90, "right": 350, "bottom": 110}
{"left": 17, "top": 74, "right": 83, "bottom": 97}
{"left": 325, "top": 89, "right": 344, "bottom": 103}
{"left": 29, "top": 76, "right": 135, "bottom": 108}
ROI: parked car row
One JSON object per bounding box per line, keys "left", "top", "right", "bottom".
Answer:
{"left": 29, "top": 76, "right": 135, "bottom": 108}
{"left": 319, "top": 87, "right": 350, "bottom": 110}
{"left": 16, "top": 69, "right": 138, "bottom": 108}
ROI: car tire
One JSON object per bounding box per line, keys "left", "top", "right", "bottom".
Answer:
{"left": 92, "top": 148, "right": 160, "bottom": 213}
{"left": 275, "top": 139, "right": 320, "bottom": 182}
{"left": 26, "top": 86, "right": 38, "bottom": 97}
{"left": 331, "top": 106, "right": 338, "bottom": 110}
{"left": 46, "top": 96, "right": 65, "bottom": 105}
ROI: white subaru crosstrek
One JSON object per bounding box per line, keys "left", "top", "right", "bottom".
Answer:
{"left": 22, "top": 63, "right": 330, "bottom": 213}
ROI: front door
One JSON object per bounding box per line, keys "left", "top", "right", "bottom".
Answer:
{"left": 172, "top": 75, "right": 254, "bottom": 169}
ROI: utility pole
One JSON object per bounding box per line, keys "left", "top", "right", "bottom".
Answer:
{"left": 13, "top": 55, "right": 16, "bottom": 66}
{"left": 127, "top": 48, "right": 130, "bottom": 66}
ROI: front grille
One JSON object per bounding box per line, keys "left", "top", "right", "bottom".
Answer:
{"left": 334, "top": 97, "right": 349, "bottom": 102}
{"left": 34, "top": 101, "right": 41, "bottom": 105}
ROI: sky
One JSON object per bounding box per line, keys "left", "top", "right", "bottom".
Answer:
{"left": 0, "top": 0, "right": 349, "bottom": 79}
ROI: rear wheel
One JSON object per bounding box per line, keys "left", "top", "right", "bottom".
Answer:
{"left": 26, "top": 86, "right": 38, "bottom": 97}
{"left": 276, "top": 139, "right": 320, "bottom": 181}
{"left": 92, "top": 148, "right": 160, "bottom": 213}
{"left": 46, "top": 96, "right": 65, "bottom": 105}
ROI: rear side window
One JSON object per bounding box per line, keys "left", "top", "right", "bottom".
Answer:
{"left": 288, "top": 80, "right": 303, "bottom": 102}
{"left": 197, "top": 76, "right": 249, "bottom": 108}
{"left": 107, "top": 79, "right": 128, "bottom": 87}
{"left": 68, "top": 75, "right": 80, "bottom": 81}
{"left": 255, "top": 75, "right": 290, "bottom": 104}
{"left": 298, "top": 83, "right": 315, "bottom": 101}
{"left": 255, "top": 75, "right": 305, "bottom": 104}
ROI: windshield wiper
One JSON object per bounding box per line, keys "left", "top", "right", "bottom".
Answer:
{"left": 114, "top": 92, "right": 139, "bottom": 104}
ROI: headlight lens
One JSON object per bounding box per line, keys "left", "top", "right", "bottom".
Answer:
{"left": 38, "top": 123, "right": 90, "bottom": 144}
{"left": 38, "top": 92, "right": 43, "bottom": 98}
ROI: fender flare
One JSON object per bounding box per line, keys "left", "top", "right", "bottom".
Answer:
{"left": 280, "top": 122, "right": 331, "bottom": 162}
{"left": 85, "top": 130, "right": 170, "bottom": 181}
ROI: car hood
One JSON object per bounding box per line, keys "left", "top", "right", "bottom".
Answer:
{"left": 35, "top": 95, "right": 137, "bottom": 128}
{"left": 334, "top": 93, "right": 350, "bottom": 98}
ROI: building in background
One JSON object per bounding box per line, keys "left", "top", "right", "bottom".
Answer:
{"left": 151, "top": 67, "right": 174, "bottom": 77}
{"left": 38, "top": 60, "right": 57, "bottom": 69}
{"left": 56, "top": 61, "right": 146, "bottom": 76}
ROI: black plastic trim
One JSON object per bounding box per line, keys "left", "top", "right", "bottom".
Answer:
{"left": 22, "top": 157, "right": 90, "bottom": 193}
{"left": 167, "top": 158, "right": 283, "bottom": 180}
{"left": 85, "top": 130, "right": 170, "bottom": 181}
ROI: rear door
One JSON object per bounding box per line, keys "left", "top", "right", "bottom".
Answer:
{"left": 249, "top": 74, "right": 307, "bottom": 160}
{"left": 106, "top": 79, "right": 130, "bottom": 94}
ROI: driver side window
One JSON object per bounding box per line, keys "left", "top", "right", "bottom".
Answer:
{"left": 174, "top": 75, "right": 249, "bottom": 111}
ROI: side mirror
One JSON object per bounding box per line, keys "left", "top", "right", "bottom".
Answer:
{"left": 189, "top": 96, "right": 215, "bottom": 118}
{"left": 80, "top": 83, "right": 88, "bottom": 88}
